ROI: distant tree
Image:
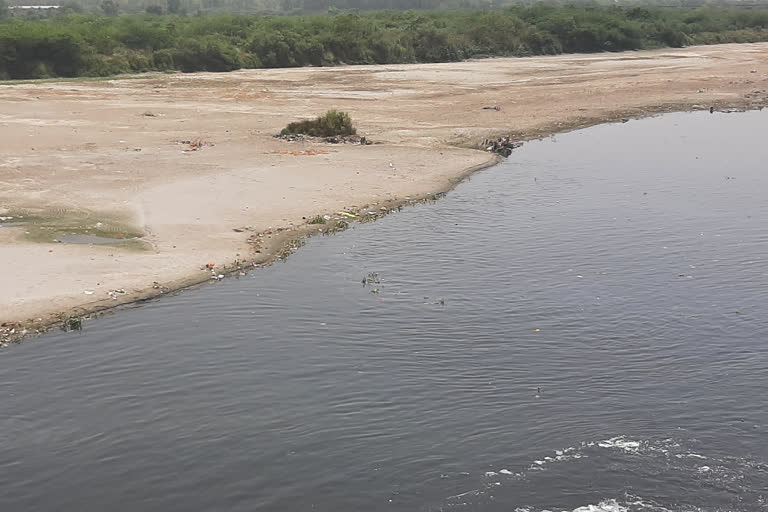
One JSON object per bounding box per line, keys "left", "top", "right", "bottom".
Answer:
{"left": 167, "top": 0, "right": 182, "bottom": 14}
{"left": 101, "top": 0, "right": 119, "bottom": 16}
{"left": 146, "top": 4, "right": 164, "bottom": 14}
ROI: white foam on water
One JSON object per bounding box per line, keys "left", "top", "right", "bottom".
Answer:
{"left": 524, "top": 444, "right": 587, "bottom": 471}
{"left": 675, "top": 453, "right": 707, "bottom": 460}
{"left": 571, "top": 499, "right": 628, "bottom": 512}
{"left": 446, "top": 436, "right": 768, "bottom": 511}
{"left": 509, "top": 496, "right": 676, "bottom": 512}
{"left": 597, "top": 436, "right": 641, "bottom": 453}
{"left": 623, "top": 494, "right": 674, "bottom": 511}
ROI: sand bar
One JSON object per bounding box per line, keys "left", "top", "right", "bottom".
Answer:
{"left": 2, "top": 42, "right": 767, "bottom": 339}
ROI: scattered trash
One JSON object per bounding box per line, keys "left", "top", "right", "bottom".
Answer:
{"left": 482, "top": 106, "right": 501, "bottom": 111}
{"left": 483, "top": 136, "right": 523, "bottom": 157}
{"left": 83, "top": 290, "right": 94, "bottom": 295}
{"left": 338, "top": 211, "right": 357, "bottom": 218}
{"left": 324, "top": 135, "right": 371, "bottom": 144}
{"left": 276, "top": 133, "right": 371, "bottom": 145}
{"left": 272, "top": 149, "right": 331, "bottom": 156}
{"left": 177, "top": 139, "right": 214, "bottom": 152}
{"left": 107, "top": 289, "right": 126, "bottom": 300}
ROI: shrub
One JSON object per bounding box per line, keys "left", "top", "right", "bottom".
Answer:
{"left": 281, "top": 110, "right": 356, "bottom": 137}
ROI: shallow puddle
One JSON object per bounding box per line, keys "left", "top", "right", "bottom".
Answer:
{"left": 55, "top": 233, "right": 135, "bottom": 245}
{"left": 0, "top": 208, "right": 145, "bottom": 247}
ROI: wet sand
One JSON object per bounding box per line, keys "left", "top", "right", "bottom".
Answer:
{"left": 2, "top": 42, "right": 767, "bottom": 340}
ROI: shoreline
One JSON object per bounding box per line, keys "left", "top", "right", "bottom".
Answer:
{"left": 0, "top": 154, "right": 501, "bottom": 344}
{"left": 2, "top": 43, "right": 767, "bottom": 346}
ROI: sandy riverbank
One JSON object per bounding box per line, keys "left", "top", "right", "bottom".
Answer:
{"left": 2, "top": 42, "right": 767, "bottom": 341}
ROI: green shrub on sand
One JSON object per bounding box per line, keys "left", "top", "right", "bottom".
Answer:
{"left": 280, "top": 110, "right": 356, "bottom": 138}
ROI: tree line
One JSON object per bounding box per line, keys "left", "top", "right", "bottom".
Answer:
{"left": 5, "top": 1, "right": 768, "bottom": 17}
{"left": 1, "top": 5, "right": 767, "bottom": 79}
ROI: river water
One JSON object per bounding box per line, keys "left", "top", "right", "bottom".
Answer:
{"left": 2, "top": 111, "right": 768, "bottom": 512}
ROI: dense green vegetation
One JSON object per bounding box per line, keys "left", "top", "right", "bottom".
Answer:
{"left": 281, "top": 110, "right": 356, "bottom": 137}
{"left": 1, "top": 5, "right": 767, "bottom": 79}
{"left": 6, "top": 0, "right": 768, "bottom": 17}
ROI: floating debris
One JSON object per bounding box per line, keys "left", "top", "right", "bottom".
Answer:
{"left": 363, "top": 272, "right": 381, "bottom": 286}
{"left": 62, "top": 317, "right": 82, "bottom": 332}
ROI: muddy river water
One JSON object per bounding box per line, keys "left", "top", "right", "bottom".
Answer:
{"left": 2, "top": 111, "right": 768, "bottom": 512}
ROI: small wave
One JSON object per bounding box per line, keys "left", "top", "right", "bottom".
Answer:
{"left": 438, "top": 434, "right": 768, "bottom": 512}
{"left": 514, "top": 498, "right": 658, "bottom": 512}
{"left": 597, "top": 436, "right": 641, "bottom": 453}
{"left": 572, "top": 500, "right": 628, "bottom": 512}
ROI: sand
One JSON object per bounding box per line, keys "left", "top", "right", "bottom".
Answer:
{"left": 2, "top": 42, "right": 767, "bottom": 338}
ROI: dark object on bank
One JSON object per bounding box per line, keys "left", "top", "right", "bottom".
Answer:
{"left": 484, "top": 137, "right": 523, "bottom": 157}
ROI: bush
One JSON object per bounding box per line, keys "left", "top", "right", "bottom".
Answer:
{"left": 171, "top": 36, "right": 242, "bottom": 72}
{"left": 281, "top": 110, "right": 356, "bottom": 137}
